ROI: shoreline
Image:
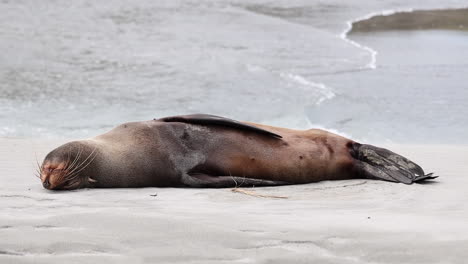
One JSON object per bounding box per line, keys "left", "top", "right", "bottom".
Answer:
{"left": 340, "top": 6, "right": 468, "bottom": 70}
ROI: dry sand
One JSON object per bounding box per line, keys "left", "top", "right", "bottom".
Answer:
{"left": 1, "top": 138, "right": 467, "bottom": 263}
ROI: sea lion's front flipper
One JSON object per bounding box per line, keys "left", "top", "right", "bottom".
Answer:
{"left": 160, "top": 114, "right": 282, "bottom": 139}
{"left": 181, "top": 173, "right": 290, "bottom": 188}
{"left": 352, "top": 143, "right": 438, "bottom": 184}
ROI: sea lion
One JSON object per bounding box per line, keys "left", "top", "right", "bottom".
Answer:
{"left": 38, "top": 114, "right": 436, "bottom": 190}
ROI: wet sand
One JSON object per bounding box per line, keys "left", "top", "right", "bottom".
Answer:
{"left": 1, "top": 138, "right": 467, "bottom": 263}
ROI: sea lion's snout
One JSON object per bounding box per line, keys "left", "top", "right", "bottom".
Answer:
{"left": 40, "top": 162, "right": 68, "bottom": 190}
{"left": 42, "top": 178, "right": 51, "bottom": 189}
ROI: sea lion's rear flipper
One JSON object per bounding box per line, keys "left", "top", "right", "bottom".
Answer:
{"left": 181, "top": 173, "right": 290, "bottom": 188}
{"left": 160, "top": 114, "right": 282, "bottom": 139}
{"left": 352, "top": 143, "right": 438, "bottom": 184}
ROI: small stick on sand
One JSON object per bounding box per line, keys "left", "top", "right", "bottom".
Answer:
{"left": 231, "top": 188, "right": 288, "bottom": 199}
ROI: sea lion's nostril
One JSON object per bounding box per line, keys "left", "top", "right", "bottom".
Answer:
{"left": 43, "top": 179, "right": 50, "bottom": 189}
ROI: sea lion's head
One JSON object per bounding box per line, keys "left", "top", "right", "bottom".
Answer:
{"left": 38, "top": 141, "right": 98, "bottom": 190}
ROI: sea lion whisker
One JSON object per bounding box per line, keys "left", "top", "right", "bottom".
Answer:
{"left": 34, "top": 153, "right": 43, "bottom": 179}
{"left": 69, "top": 147, "right": 95, "bottom": 175}
{"left": 71, "top": 148, "right": 97, "bottom": 173}
{"left": 58, "top": 170, "right": 84, "bottom": 188}
{"left": 66, "top": 151, "right": 92, "bottom": 179}
{"left": 34, "top": 169, "right": 41, "bottom": 179}
{"left": 35, "top": 167, "right": 42, "bottom": 179}
{"left": 63, "top": 170, "right": 85, "bottom": 184}
{"left": 66, "top": 146, "right": 83, "bottom": 175}
{"left": 63, "top": 149, "right": 97, "bottom": 180}
{"left": 64, "top": 150, "right": 72, "bottom": 172}
{"left": 65, "top": 170, "right": 85, "bottom": 181}
{"left": 64, "top": 155, "right": 80, "bottom": 178}
{"left": 33, "top": 160, "right": 41, "bottom": 174}
{"left": 69, "top": 146, "right": 85, "bottom": 172}
{"left": 69, "top": 153, "right": 97, "bottom": 178}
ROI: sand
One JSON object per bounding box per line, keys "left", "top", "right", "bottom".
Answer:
{"left": 1, "top": 138, "right": 467, "bottom": 263}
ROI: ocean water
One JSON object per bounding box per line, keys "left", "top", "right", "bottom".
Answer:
{"left": 308, "top": 29, "right": 468, "bottom": 143}
{"left": 1, "top": 0, "right": 467, "bottom": 143}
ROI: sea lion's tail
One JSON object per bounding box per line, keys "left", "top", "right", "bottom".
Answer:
{"left": 352, "top": 143, "right": 438, "bottom": 184}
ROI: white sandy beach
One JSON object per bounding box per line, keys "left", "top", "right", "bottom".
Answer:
{"left": 1, "top": 138, "right": 467, "bottom": 263}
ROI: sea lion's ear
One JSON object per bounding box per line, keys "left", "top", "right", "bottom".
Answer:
{"left": 88, "top": 177, "right": 98, "bottom": 183}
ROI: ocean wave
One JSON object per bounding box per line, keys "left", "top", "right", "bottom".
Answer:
{"left": 279, "top": 73, "right": 335, "bottom": 104}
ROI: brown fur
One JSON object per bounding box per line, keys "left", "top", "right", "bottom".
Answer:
{"left": 206, "top": 122, "right": 358, "bottom": 183}
{"left": 39, "top": 117, "right": 361, "bottom": 190}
